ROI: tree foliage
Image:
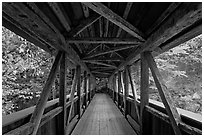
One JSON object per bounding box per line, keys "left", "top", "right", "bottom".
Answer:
{"left": 2, "top": 27, "right": 54, "bottom": 115}
{"left": 130, "top": 35, "right": 202, "bottom": 114}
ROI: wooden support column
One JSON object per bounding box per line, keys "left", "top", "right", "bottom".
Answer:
{"left": 83, "top": 71, "right": 87, "bottom": 109}
{"left": 66, "top": 68, "right": 78, "bottom": 134}
{"left": 30, "top": 51, "right": 62, "bottom": 135}
{"left": 76, "top": 65, "right": 81, "bottom": 119}
{"left": 117, "top": 71, "right": 121, "bottom": 108}
{"left": 127, "top": 65, "right": 140, "bottom": 122}
{"left": 144, "top": 51, "right": 181, "bottom": 134}
{"left": 140, "top": 52, "right": 149, "bottom": 134}
{"left": 88, "top": 74, "right": 91, "bottom": 102}
{"left": 123, "top": 67, "right": 129, "bottom": 118}
{"left": 58, "top": 52, "right": 66, "bottom": 134}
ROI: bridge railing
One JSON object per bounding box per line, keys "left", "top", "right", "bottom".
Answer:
{"left": 107, "top": 88, "right": 202, "bottom": 135}
{"left": 2, "top": 91, "right": 94, "bottom": 135}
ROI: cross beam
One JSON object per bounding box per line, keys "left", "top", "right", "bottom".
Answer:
{"left": 83, "top": 2, "right": 145, "bottom": 41}
{"left": 83, "top": 45, "right": 138, "bottom": 59}
{"left": 66, "top": 37, "right": 142, "bottom": 44}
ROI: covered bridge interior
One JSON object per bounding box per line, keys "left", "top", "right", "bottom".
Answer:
{"left": 2, "top": 2, "right": 202, "bottom": 135}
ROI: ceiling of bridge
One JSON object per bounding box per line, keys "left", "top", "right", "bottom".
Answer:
{"left": 2, "top": 2, "right": 202, "bottom": 78}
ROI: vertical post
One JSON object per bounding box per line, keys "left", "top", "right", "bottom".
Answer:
{"left": 144, "top": 51, "right": 181, "bottom": 134}
{"left": 140, "top": 52, "right": 149, "bottom": 134}
{"left": 88, "top": 74, "right": 91, "bottom": 102}
{"left": 112, "top": 75, "right": 115, "bottom": 101}
{"left": 118, "top": 71, "right": 121, "bottom": 108}
{"left": 123, "top": 67, "right": 129, "bottom": 118}
{"left": 30, "top": 51, "right": 62, "bottom": 135}
{"left": 127, "top": 65, "right": 140, "bottom": 122}
{"left": 76, "top": 65, "right": 81, "bottom": 119}
{"left": 58, "top": 52, "right": 66, "bottom": 134}
{"left": 84, "top": 71, "right": 87, "bottom": 109}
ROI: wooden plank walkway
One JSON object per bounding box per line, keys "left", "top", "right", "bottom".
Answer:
{"left": 71, "top": 93, "right": 136, "bottom": 135}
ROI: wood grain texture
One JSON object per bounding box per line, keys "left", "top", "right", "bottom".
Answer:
{"left": 72, "top": 93, "right": 136, "bottom": 135}
{"left": 140, "top": 52, "right": 149, "bottom": 134}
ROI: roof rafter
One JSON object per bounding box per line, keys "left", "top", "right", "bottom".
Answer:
{"left": 2, "top": 2, "right": 93, "bottom": 76}
{"left": 48, "top": 2, "right": 71, "bottom": 32}
{"left": 66, "top": 15, "right": 101, "bottom": 37}
{"left": 66, "top": 37, "right": 142, "bottom": 44}
{"left": 83, "top": 44, "right": 138, "bottom": 59}
{"left": 83, "top": 2, "right": 145, "bottom": 41}
{"left": 110, "top": 3, "right": 202, "bottom": 78}
{"left": 146, "top": 2, "right": 181, "bottom": 36}
{"left": 84, "top": 60, "right": 117, "bottom": 68}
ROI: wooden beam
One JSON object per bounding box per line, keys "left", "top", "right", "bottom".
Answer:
{"left": 84, "top": 60, "right": 117, "bottom": 68}
{"left": 86, "top": 44, "right": 102, "bottom": 55}
{"left": 116, "top": 2, "right": 133, "bottom": 38}
{"left": 83, "top": 59, "right": 123, "bottom": 62}
{"left": 110, "top": 3, "right": 201, "bottom": 77}
{"left": 117, "top": 72, "right": 122, "bottom": 108}
{"left": 99, "top": 17, "right": 103, "bottom": 37}
{"left": 76, "top": 65, "right": 81, "bottom": 119}
{"left": 48, "top": 2, "right": 71, "bottom": 32}
{"left": 3, "top": 3, "right": 93, "bottom": 78}
{"left": 29, "top": 51, "right": 62, "bottom": 134}
{"left": 146, "top": 2, "right": 181, "bottom": 36}
{"left": 83, "top": 45, "right": 137, "bottom": 59}
{"left": 140, "top": 52, "right": 149, "bottom": 134}
{"left": 83, "top": 2, "right": 145, "bottom": 41}
{"left": 66, "top": 37, "right": 142, "bottom": 44}
{"left": 91, "top": 71, "right": 112, "bottom": 75}
{"left": 127, "top": 65, "right": 140, "bottom": 122}
{"left": 123, "top": 67, "right": 129, "bottom": 118}
{"left": 58, "top": 52, "right": 66, "bottom": 134}
{"left": 144, "top": 51, "right": 181, "bottom": 134}
{"left": 66, "top": 68, "right": 77, "bottom": 131}
{"left": 2, "top": 14, "right": 54, "bottom": 54}
{"left": 66, "top": 15, "right": 101, "bottom": 37}
{"left": 110, "top": 2, "right": 133, "bottom": 57}
{"left": 83, "top": 71, "right": 88, "bottom": 109}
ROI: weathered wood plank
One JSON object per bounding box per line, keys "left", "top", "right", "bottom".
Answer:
{"left": 83, "top": 45, "right": 138, "bottom": 59}
{"left": 116, "top": 2, "right": 133, "bottom": 38}
{"left": 83, "top": 2, "right": 145, "bottom": 41}
{"left": 117, "top": 72, "right": 122, "bottom": 108}
{"left": 48, "top": 2, "right": 71, "bottom": 32}
{"left": 144, "top": 51, "right": 181, "bottom": 134}
{"left": 127, "top": 65, "right": 140, "bottom": 122}
{"left": 123, "top": 67, "right": 129, "bottom": 117}
{"left": 2, "top": 3, "right": 60, "bottom": 50}
{"left": 40, "top": 107, "right": 62, "bottom": 128}
{"left": 66, "top": 115, "right": 79, "bottom": 134}
{"left": 83, "top": 71, "right": 88, "bottom": 109}
{"left": 29, "top": 51, "right": 62, "bottom": 134}
{"left": 76, "top": 65, "right": 81, "bottom": 119}
{"left": 110, "top": 3, "right": 202, "bottom": 77}
{"left": 3, "top": 2, "right": 93, "bottom": 78}
{"left": 2, "top": 14, "right": 53, "bottom": 54}
{"left": 140, "top": 52, "right": 149, "bottom": 134}
{"left": 66, "top": 37, "right": 142, "bottom": 44}
{"left": 58, "top": 52, "right": 66, "bottom": 134}
{"left": 66, "top": 68, "right": 77, "bottom": 127}
{"left": 146, "top": 2, "right": 181, "bottom": 35}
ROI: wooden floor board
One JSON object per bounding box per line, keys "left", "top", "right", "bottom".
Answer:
{"left": 71, "top": 93, "right": 136, "bottom": 135}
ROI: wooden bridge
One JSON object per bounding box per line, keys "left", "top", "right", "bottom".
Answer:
{"left": 2, "top": 2, "right": 202, "bottom": 135}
